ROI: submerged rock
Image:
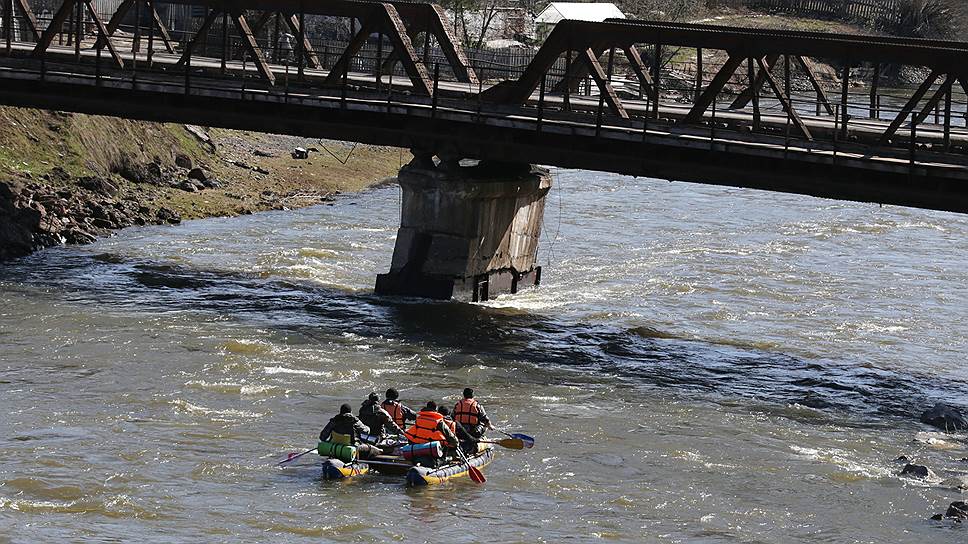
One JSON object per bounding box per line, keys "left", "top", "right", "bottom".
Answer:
{"left": 948, "top": 501, "right": 968, "bottom": 519}
{"left": 900, "top": 463, "right": 936, "bottom": 480}
{"left": 921, "top": 403, "right": 968, "bottom": 432}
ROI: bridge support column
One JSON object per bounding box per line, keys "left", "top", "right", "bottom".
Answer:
{"left": 375, "top": 157, "right": 552, "bottom": 302}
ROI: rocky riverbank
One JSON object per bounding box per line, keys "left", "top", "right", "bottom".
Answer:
{"left": 0, "top": 107, "right": 408, "bottom": 261}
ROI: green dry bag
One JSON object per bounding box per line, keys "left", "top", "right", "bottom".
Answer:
{"left": 317, "top": 441, "right": 357, "bottom": 463}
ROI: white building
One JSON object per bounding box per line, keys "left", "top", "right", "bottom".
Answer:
{"left": 535, "top": 2, "right": 626, "bottom": 41}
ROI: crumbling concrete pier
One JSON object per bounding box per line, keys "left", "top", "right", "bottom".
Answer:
{"left": 375, "top": 157, "right": 552, "bottom": 301}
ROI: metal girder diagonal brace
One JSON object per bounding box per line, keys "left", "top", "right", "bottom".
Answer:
{"left": 624, "top": 45, "right": 655, "bottom": 99}
{"left": 912, "top": 75, "right": 953, "bottom": 126}
{"left": 729, "top": 53, "right": 779, "bottom": 109}
{"left": 325, "top": 4, "right": 431, "bottom": 95}
{"left": 147, "top": 0, "right": 175, "bottom": 54}
{"left": 232, "top": 10, "right": 275, "bottom": 85}
{"left": 31, "top": 0, "right": 80, "bottom": 57}
{"left": 878, "top": 69, "right": 941, "bottom": 144}
{"left": 175, "top": 9, "right": 219, "bottom": 66}
{"left": 579, "top": 47, "right": 628, "bottom": 119}
{"left": 12, "top": 0, "right": 42, "bottom": 41}
{"left": 283, "top": 12, "right": 321, "bottom": 69}
{"left": 683, "top": 54, "right": 744, "bottom": 124}
{"left": 794, "top": 55, "right": 835, "bottom": 116}
{"left": 552, "top": 46, "right": 600, "bottom": 93}
{"left": 388, "top": 3, "right": 477, "bottom": 85}
{"left": 97, "top": 0, "right": 173, "bottom": 54}
{"left": 323, "top": 15, "right": 380, "bottom": 86}
{"left": 757, "top": 56, "right": 812, "bottom": 140}
{"left": 83, "top": 0, "right": 124, "bottom": 67}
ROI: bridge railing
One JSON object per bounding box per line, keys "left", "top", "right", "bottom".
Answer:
{"left": 2, "top": 0, "right": 968, "bottom": 184}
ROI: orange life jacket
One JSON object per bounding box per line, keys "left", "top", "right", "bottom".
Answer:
{"left": 442, "top": 417, "right": 457, "bottom": 436}
{"left": 454, "top": 398, "right": 481, "bottom": 426}
{"left": 381, "top": 399, "right": 405, "bottom": 427}
{"left": 405, "top": 410, "right": 446, "bottom": 444}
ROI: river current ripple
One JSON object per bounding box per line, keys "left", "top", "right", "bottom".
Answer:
{"left": 1, "top": 169, "right": 967, "bottom": 542}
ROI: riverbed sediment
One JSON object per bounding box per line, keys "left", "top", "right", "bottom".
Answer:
{"left": 0, "top": 106, "right": 408, "bottom": 260}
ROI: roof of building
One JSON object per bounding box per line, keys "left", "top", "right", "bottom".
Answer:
{"left": 535, "top": 3, "right": 626, "bottom": 24}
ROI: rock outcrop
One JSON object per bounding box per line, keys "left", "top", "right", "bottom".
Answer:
{"left": 921, "top": 403, "right": 968, "bottom": 432}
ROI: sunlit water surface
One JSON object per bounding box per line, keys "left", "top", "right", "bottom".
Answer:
{"left": 1, "top": 169, "right": 968, "bottom": 543}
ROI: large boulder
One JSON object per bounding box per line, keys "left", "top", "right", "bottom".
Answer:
{"left": 900, "top": 463, "right": 936, "bottom": 480}
{"left": 921, "top": 403, "right": 968, "bottom": 432}
{"left": 947, "top": 501, "right": 968, "bottom": 520}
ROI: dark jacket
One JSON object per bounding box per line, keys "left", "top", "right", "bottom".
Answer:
{"left": 319, "top": 413, "right": 370, "bottom": 445}
{"left": 359, "top": 399, "right": 403, "bottom": 437}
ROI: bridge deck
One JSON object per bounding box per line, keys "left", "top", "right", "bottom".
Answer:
{"left": 2, "top": 7, "right": 968, "bottom": 213}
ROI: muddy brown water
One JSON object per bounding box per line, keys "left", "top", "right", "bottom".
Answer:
{"left": 1, "top": 169, "right": 967, "bottom": 542}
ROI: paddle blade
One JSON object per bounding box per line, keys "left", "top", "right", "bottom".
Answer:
{"left": 496, "top": 438, "right": 525, "bottom": 450}
{"left": 510, "top": 433, "right": 535, "bottom": 448}
{"left": 468, "top": 465, "right": 486, "bottom": 484}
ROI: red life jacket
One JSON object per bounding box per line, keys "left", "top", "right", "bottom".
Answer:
{"left": 454, "top": 398, "right": 481, "bottom": 426}
{"left": 442, "top": 417, "right": 457, "bottom": 436}
{"left": 405, "top": 410, "right": 446, "bottom": 444}
{"left": 381, "top": 399, "right": 405, "bottom": 427}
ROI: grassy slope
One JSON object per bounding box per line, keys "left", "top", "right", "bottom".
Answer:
{"left": 0, "top": 106, "right": 406, "bottom": 221}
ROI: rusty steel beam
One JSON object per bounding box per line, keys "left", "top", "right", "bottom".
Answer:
{"left": 283, "top": 13, "right": 321, "bottom": 69}
{"left": 12, "top": 0, "right": 41, "bottom": 41}
{"left": 757, "top": 56, "right": 811, "bottom": 140}
{"left": 175, "top": 8, "right": 219, "bottom": 66}
{"left": 232, "top": 10, "right": 275, "bottom": 84}
{"left": 879, "top": 70, "right": 942, "bottom": 144}
{"left": 793, "top": 55, "right": 835, "bottom": 116}
{"left": 96, "top": 0, "right": 173, "bottom": 54}
{"left": 913, "top": 75, "right": 953, "bottom": 126}
{"left": 31, "top": 0, "right": 80, "bottom": 57}
{"left": 578, "top": 47, "right": 628, "bottom": 118}
{"left": 730, "top": 53, "right": 779, "bottom": 110}
{"left": 683, "top": 55, "right": 743, "bottom": 124}
{"left": 82, "top": 0, "right": 123, "bottom": 67}
{"left": 623, "top": 45, "right": 655, "bottom": 99}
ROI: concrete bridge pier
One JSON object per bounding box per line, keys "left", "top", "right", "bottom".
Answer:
{"left": 375, "top": 155, "right": 552, "bottom": 301}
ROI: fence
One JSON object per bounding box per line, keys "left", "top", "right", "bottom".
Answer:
{"left": 746, "top": 0, "right": 902, "bottom": 26}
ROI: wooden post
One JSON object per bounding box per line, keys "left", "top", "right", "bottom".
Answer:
{"left": 749, "top": 57, "right": 760, "bottom": 131}
{"left": 74, "top": 0, "right": 81, "bottom": 60}
{"left": 943, "top": 75, "right": 952, "bottom": 150}
{"left": 3, "top": 0, "right": 11, "bottom": 55}
{"left": 184, "top": 48, "right": 190, "bottom": 95}
{"left": 146, "top": 1, "right": 154, "bottom": 67}
{"left": 132, "top": 0, "right": 141, "bottom": 53}
{"left": 431, "top": 61, "right": 439, "bottom": 118}
{"left": 220, "top": 11, "right": 228, "bottom": 74}
{"left": 870, "top": 62, "right": 879, "bottom": 119}
{"left": 271, "top": 12, "right": 280, "bottom": 63}
{"left": 537, "top": 73, "right": 545, "bottom": 134}
{"left": 651, "top": 43, "right": 661, "bottom": 118}
{"left": 563, "top": 49, "right": 571, "bottom": 112}
{"left": 375, "top": 31, "right": 382, "bottom": 90}
{"left": 297, "top": 7, "right": 304, "bottom": 80}
{"left": 840, "top": 60, "right": 849, "bottom": 139}
{"left": 596, "top": 47, "right": 615, "bottom": 138}
{"left": 695, "top": 47, "right": 703, "bottom": 104}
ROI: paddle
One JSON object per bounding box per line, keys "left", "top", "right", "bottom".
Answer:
{"left": 455, "top": 446, "right": 486, "bottom": 484}
{"left": 478, "top": 438, "right": 525, "bottom": 450}
{"left": 277, "top": 446, "right": 317, "bottom": 466}
{"left": 496, "top": 429, "right": 535, "bottom": 449}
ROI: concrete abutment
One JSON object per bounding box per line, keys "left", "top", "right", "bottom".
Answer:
{"left": 375, "top": 157, "right": 552, "bottom": 301}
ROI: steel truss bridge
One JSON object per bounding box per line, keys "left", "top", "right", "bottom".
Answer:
{"left": 2, "top": 0, "right": 968, "bottom": 212}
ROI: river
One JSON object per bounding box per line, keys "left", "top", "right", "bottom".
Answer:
{"left": 1, "top": 169, "right": 967, "bottom": 542}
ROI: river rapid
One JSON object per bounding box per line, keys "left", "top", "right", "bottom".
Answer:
{"left": 1, "top": 169, "right": 967, "bottom": 543}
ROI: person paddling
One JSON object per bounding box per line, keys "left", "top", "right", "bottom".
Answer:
{"left": 358, "top": 392, "right": 404, "bottom": 439}
{"left": 453, "top": 388, "right": 493, "bottom": 439}
{"left": 404, "top": 401, "right": 459, "bottom": 450}
{"left": 381, "top": 388, "right": 417, "bottom": 429}
{"left": 319, "top": 403, "right": 380, "bottom": 459}
{"left": 438, "top": 405, "right": 477, "bottom": 454}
